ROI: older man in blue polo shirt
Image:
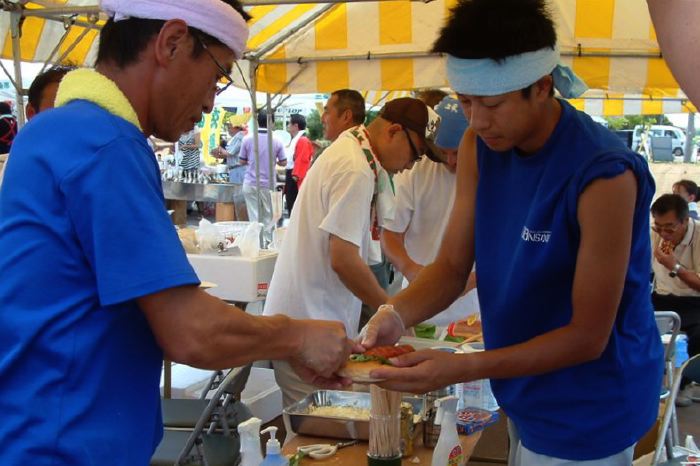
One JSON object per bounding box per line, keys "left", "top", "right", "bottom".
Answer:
{"left": 0, "top": 1, "right": 355, "bottom": 464}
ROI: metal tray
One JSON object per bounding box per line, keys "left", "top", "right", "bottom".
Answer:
{"left": 283, "top": 390, "right": 423, "bottom": 440}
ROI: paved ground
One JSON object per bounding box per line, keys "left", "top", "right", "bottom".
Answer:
{"left": 649, "top": 161, "right": 700, "bottom": 197}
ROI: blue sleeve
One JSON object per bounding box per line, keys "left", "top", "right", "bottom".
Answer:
{"left": 568, "top": 150, "right": 655, "bottom": 223}
{"left": 61, "top": 136, "right": 199, "bottom": 306}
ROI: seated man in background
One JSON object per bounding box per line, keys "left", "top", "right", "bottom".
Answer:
{"left": 382, "top": 96, "right": 479, "bottom": 327}
{"left": 651, "top": 193, "right": 700, "bottom": 407}
{"left": 26, "top": 65, "right": 74, "bottom": 120}
{"left": 672, "top": 179, "right": 699, "bottom": 220}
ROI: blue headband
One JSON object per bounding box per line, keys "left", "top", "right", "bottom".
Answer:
{"left": 446, "top": 46, "right": 588, "bottom": 99}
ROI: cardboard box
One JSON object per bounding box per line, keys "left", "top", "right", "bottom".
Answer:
{"left": 187, "top": 251, "right": 278, "bottom": 302}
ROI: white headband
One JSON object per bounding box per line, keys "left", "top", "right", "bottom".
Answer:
{"left": 446, "top": 46, "right": 588, "bottom": 99}
{"left": 101, "top": 0, "right": 249, "bottom": 59}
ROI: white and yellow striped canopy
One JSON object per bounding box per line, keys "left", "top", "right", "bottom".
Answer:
{"left": 0, "top": 0, "right": 695, "bottom": 115}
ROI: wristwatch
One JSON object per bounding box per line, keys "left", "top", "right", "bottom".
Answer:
{"left": 669, "top": 262, "right": 682, "bottom": 278}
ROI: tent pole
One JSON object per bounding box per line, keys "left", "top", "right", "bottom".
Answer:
{"left": 266, "top": 93, "right": 275, "bottom": 193}
{"left": 685, "top": 112, "right": 696, "bottom": 163}
{"left": 20, "top": 6, "right": 102, "bottom": 17}
{"left": 53, "top": 24, "right": 94, "bottom": 65}
{"left": 249, "top": 61, "right": 263, "bottom": 242}
{"left": 39, "top": 24, "right": 72, "bottom": 73}
{"left": 10, "top": 11, "right": 26, "bottom": 127}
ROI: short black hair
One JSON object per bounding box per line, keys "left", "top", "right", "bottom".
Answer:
{"left": 433, "top": 0, "right": 556, "bottom": 62}
{"left": 290, "top": 113, "right": 306, "bottom": 131}
{"left": 417, "top": 89, "right": 448, "bottom": 109}
{"left": 651, "top": 194, "right": 689, "bottom": 222}
{"left": 27, "top": 65, "right": 75, "bottom": 113}
{"left": 96, "top": 0, "right": 251, "bottom": 68}
{"left": 257, "top": 111, "right": 272, "bottom": 128}
{"left": 673, "top": 179, "right": 698, "bottom": 201}
{"left": 331, "top": 89, "right": 365, "bottom": 125}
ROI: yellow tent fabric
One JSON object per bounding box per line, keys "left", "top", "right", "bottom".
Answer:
{"left": 0, "top": 0, "right": 695, "bottom": 116}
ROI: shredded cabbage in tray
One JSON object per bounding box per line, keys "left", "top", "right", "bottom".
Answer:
{"left": 307, "top": 405, "right": 370, "bottom": 421}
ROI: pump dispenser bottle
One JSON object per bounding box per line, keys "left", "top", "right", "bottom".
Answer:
{"left": 260, "top": 426, "right": 289, "bottom": 466}
{"left": 431, "top": 396, "right": 464, "bottom": 466}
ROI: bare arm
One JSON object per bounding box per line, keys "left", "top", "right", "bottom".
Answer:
{"left": 138, "top": 286, "right": 354, "bottom": 377}
{"left": 674, "top": 267, "right": 700, "bottom": 291}
{"left": 647, "top": 0, "right": 700, "bottom": 107}
{"left": 329, "top": 234, "right": 388, "bottom": 310}
{"left": 375, "top": 170, "right": 639, "bottom": 392}
{"left": 381, "top": 229, "right": 423, "bottom": 282}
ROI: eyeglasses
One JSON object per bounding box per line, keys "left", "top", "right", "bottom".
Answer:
{"left": 652, "top": 222, "right": 683, "bottom": 234}
{"left": 193, "top": 34, "right": 234, "bottom": 96}
{"left": 402, "top": 128, "right": 423, "bottom": 162}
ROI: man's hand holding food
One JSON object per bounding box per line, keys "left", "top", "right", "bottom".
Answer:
{"left": 289, "top": 319, "right": 364, "bottom": 389}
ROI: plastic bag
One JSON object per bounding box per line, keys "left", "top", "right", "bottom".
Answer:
{"left": 196, "top": 218, "right": 225, "bottom": 254}
{"left": 232, "top": 222, "right": 262, "bottom": 258}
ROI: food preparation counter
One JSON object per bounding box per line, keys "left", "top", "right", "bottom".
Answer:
{"left": 283, "top": 431, "right": 481, "bottom": 465}
{"left": 163, "top": 180, "right": 246, "bottom": 223}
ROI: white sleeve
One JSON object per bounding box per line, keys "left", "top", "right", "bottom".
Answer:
{"left": 319, "top": 169, "right": 374, "bottom": 247}
{"left": 382, "top": 169, "right": 414, "bottom": 233}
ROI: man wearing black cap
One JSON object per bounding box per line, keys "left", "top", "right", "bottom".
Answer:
{"left": 264, "top": 97, "right": 439, "bottom": 406}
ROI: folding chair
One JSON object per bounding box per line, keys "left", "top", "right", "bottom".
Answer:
{"left": 162, "top": 370, "right": 229, "bottom": 430}
{"left": 652, "top": 354, "right": 700, "bottom": 466}
{"left": 655, "top": 311, "right": 682, "bottom": 449}
{"left": 151, "top": 364, "right": 253, "bottom": 466}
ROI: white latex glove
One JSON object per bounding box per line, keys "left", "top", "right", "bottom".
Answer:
{"left": 359, "top": 304, "right": 406, "bottom": 349}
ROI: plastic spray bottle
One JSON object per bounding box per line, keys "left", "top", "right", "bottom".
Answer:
{"left": 431, "top": 396, "right": 464, "bottom": 466}
{"left": 237, "top": 417, "right": 263, "bottom": 466}
{"left": 260, "top": 426, "right": 289, "bottom": 466}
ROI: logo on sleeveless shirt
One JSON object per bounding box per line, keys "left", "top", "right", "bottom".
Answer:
{"left": 521, "top": 226, "right": 551, "bottom": 243}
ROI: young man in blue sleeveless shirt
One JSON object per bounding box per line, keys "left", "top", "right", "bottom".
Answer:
{"left": 361, "top": 0, "right": 664, "bottom": 464}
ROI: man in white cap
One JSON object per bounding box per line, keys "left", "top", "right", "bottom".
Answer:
{"left": 264, "top": 97, "right": 438, "bottom": 406}
{"left": 361, "top": 1, "right": 663, "bottom": 465}
{"left": 381, "top": 96, "right": 479, "bottom": 327}
{"left": 0, "top": 1, "right": 356, "bottom": 463}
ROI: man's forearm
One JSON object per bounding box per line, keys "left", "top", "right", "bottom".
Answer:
{"left": 381, "top": 230, "right": 421, "bottom": 280}
{"left": 332, "top": 255, "right": 388, "bottom": 310}
{"left": 454, "top": 322, "right": 611, "bottom": 384}
{"left": 140, "top": 287, "right": 302, "bottom": 369}
{"left": 647, "top": 0, "right": 700, "bottom": 108}
{"left": 676, "top": 266, "right": 700, "bottom": 291}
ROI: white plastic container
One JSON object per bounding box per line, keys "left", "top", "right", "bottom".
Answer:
{"left": 431, "top": 396, "right": 464, "bottom": 466}
{"left": 237, "top": 417, "right": 263, "bottom": 466}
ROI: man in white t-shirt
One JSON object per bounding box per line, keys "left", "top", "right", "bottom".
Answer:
{"left": 264, "top": 97, "right": 439, "bottom": 406}
{"left": 381, "top": 97, "right": 479, "bottom": 327}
